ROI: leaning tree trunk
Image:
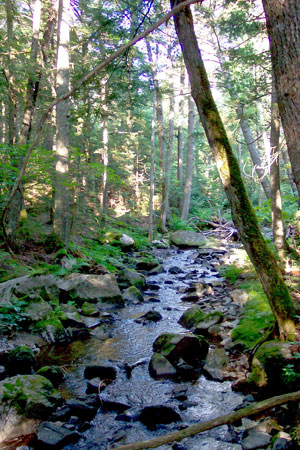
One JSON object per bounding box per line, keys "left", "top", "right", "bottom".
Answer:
{"left": 171, "top": 0, "right": 296, "bottom": 340}
{"left": 262, "top": 0, "right": 300, "bottom": 205}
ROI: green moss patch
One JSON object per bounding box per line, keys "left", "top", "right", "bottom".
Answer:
{"left": 231, "top": 280, "right": 274, "bottom": 349}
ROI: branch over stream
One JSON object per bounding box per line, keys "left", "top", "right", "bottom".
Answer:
{"left": 112, "top": 390, "right": 300, "bottom": 450}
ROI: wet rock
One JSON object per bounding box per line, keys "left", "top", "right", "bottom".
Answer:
{"left": 35, "top": 421, "right": 80, "bottom": 449}
{"left": 124, "top": 358, "right": 148, "bottom": 377}
{"left": 168, "top": 266, "right": 183, "bottom": 274}
{"left": 116, "top": 407, "right": 141, "bottom": 422}
{"left": 149, "top": 265, "right": 165, "bottom": 275}
{"left": 179, "top": 306, "right": 223, "bottom": 334}
{"left": 57, "top": 274, "right": 124, "bottom": 307}
{"left": 118, "top": 268, "right": 146, "bottom": 289}
{"left": 139, "top": 405, "right": 181, "bottom": 428}
{"left": 172, "top": 384, "right": 189, "bottom": 401}
{"left": 84, "top": 364, "right": 117, "bottom": 382}
{"left": 6, "top": 345, "right": 36, "bottom": 375}
{"left": 100, "top": 393, "right": 131, "bottom": 412}
{"left": 60, "top": 304, "right": 87, "bottom": 328}
{"left": 272, "top": 432, "right": 293, "bottom": 449}
{"left": 123, "top": 286, "right": 143, "bottom": 303}
{"left": 149, "top": 353, "right": 177, "bottom": 379}
{"left": 140, "top": 310, "right": 162, "bottom": 322}
{"left": 151, "top": 239, "right": 169, "bottom": 249}
{"left": 49, "top": 404, "right": 72, "bottom": 421}
{"left": 136, "top": 259, "right": 161, "bottom": 272}
{"left": 0, "top": 374, "right": 61, "bottom": 418}
{"left": 65, "top": 398, "right": 98, "bottom": 420}
{"left": 202, "top": 348, "right": 229, "bottom": 381}
{"left": 170, "top": 230, "right": 207, "bottom": 248}
{"left": 146, "top": 282, "right": 160, "bottom": 291}
{"left": 241, "top": 430, "right": 272, "bottom": 449}
{"left": 152, "top": 332, "right": 209, "bottom": 375}
{"left": 36, "top": 366, "right": 64, "bottom": 387}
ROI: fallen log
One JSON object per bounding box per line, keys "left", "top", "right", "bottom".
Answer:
{"left": 112, "top": 390, "right": 300, "bottom": 450}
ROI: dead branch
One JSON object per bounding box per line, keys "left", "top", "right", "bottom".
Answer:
{"left": 112, "top": 390, "right": 300, "bottom": 450}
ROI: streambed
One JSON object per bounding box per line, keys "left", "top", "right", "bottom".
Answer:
{"left": 51, "top": 248, "right": 245, "bottom": 450}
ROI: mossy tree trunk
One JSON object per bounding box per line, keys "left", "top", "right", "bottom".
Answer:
{"left": 171, "top": 0, "right": 296, "bottom": 340}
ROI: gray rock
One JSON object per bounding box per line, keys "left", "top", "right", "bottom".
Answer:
{"left": 170, "top": 230, "right": 207, "bottom": 247}
{"left": 242, "top": 431, "right": 272, "bottom": 449}
{"left": 84, "top": 364, "right": 117, "bottom": 381}
{"left": 140, "top": 310, "right": 162, "bottom": 322}
{"left": 149, "top": 353, "right": 177, "bottom": 379}
{"left": 139, "top": 405, "right": 181, "bottom": 427}
{"left": 57, "top": 274, "right": 123, "bottom": 306}
{"left": 0, "top": 275, "right": 58, "bottom": 305}
{"left": 118, "top": 269, "right": 146, "bottom": 288}
{"left": 35, "top": 422, "right": 80, "bottom": 449}
{"left": 120, "top": 234, "right": 135, "bottom": 248}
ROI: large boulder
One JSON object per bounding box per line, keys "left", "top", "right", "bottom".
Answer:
{"left": 118, "top": 268, "right": 146, "bottom": 289}
{"left": 35, "top": 421, "right": 80, "bottom": 449}
{"left": 0, "top": 374, "right": 61, "bottom": 418}
{"left": 150, "top": 332, "right": 208, "bottom": 380}
{"left": 179, "top": 306, "right": 224, "bottom": 334}
{"left": 248, "top": 340, "right": 300, "bottom": 394}
{"left": 0, "top": 275, "right": 58, "bottom": 305}
{"left": 170, "top": 230, "right": 207, "bottom": 247}
{"left": 57, "top": 274, "right": 124, "bottom": 307}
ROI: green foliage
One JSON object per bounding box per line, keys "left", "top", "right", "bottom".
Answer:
{"left": 169, "top": 215, "right": 196, "bottom": 232}
{"left": 0, "top": 297, "right": 30, "bottom": 332}
{"left": 43, "top": 233, "right": 65, "bottom": 254}
{"left": 218, "top": 264, "right": 245, "bottom": 284}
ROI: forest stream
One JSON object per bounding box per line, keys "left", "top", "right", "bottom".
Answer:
{"left": 35, "top": 247, "right": 247, "bottom": 450}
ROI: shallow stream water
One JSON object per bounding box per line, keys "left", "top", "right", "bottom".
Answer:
{"left": 54, "top": 248, "right": 244, "bottom": 450}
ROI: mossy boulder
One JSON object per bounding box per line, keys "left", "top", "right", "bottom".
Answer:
{"left": 123, "top": 286, "right": 143, "bottom": 303}
{"left": 36, "top": 366, "right": 64, "bottom": 387}
{"left": 249, "top": 340, "right": 300, "bottom": 394}
{"left": 170, "top": 230, "right": 207, "bottom": 248}
{"left": 59, "top": 304, "right": 87, "bottom": 328}
{"left": 179, "top": 306, "right": 223, "bottom": 334}
{"left": 118, "top": 268, "right": 146, "bottom": 288}
{"left": 24, "top": 298, "right": 54, "bottom": 322}
{"left": 6, "top": 346, "right": 37, "bottom": 376}
{"left": 32, "top": 313, "right": 67, "bottom": 344}
{"left": 0, "top": 275, "right": 58, "bottom": 305}
{"left": 0, "top": 374, "right": 61, "bottom": 418}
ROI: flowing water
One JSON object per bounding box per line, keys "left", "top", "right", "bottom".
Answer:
{"left": 56, "top": 248, "right": 244, "bottom": 450}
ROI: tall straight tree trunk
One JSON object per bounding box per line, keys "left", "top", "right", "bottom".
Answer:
{"left": 171, "top": 0, "right": 296, "bottom": 340}
{"left": 160, "top": 48, "right": 175, "bottom": 232}
{"left": 148, "top": 102, "right": 156, "bottom": 243}
{"left": 237, "top": 104, "right": 271, "bottom": 200}
{"left": 177, "top": 60, "right": 185, "bottom": 207}
{"left": 270, "top": 80, "right": 290, "bottom": 259}
{"left": 281, "top": 148, "right": 297, "bottom": 196}
{"left": 181, "top": 94, "right": 195, "bottom": 221}
{"left": 4, "top": 0, "right": 16, "bottom": 146}
{"left": 262, "top": 0, "right": 300, "bottom": 204}
{"left": 53, "top": 0, "right": 70, "bottom": 244}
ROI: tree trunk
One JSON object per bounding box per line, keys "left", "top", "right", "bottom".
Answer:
{"left": 270, "top": 79, "right": 290, "bottom": 259}
{"left": 148, "top": 102, "right": 156, "bottom": 243}
{"left": 181, "top": 94, "right": 195, "bottom": 221}
{"left": 160, "top": 47, "right": 175, "bottom": 232}
{"left": 171, "top": 0, "right": 296, "bottom": 340}
{"left": 177, "top": 60, "right": 185, "bottom": 208}
{"left": 237, "top": 104, "right": 271, "bottom": 200}
{"left": 281, "top": 148, "right": 298, "bottom": 196}
{"left": 262, "top": 0, "right": 300, "bottom": 204}
{"left": 53, "top": 0, "right": 70, "bottom": 244}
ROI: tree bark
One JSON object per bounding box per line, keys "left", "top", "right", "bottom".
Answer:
{"left": 237, "top": 104, "right": 271, "bottom": 200}
{"left": 148, "top": 102, "right": 156, "bottom": 243}
{"left": 270, "top": 79, "right": 290, "bottom": 259}
{"left": 160, "top": 47, "right": 175, "bottom": 232}
{"left": 113, "top": 390, "right": 300, "bottom": 450}
{"left": 262, "top": 0, "right": 300, "bottom": 204}
{"left": 177, "top": 60, "right": 185, "bottom": 207}
{"left": 181, "top": 94, "right": 195, "bottom": 221}
{"left": 171, "top": 0, "right": 296, "bottom": 340}
{"left": 53, "top": 0, "right": 71, "bottom": 244}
